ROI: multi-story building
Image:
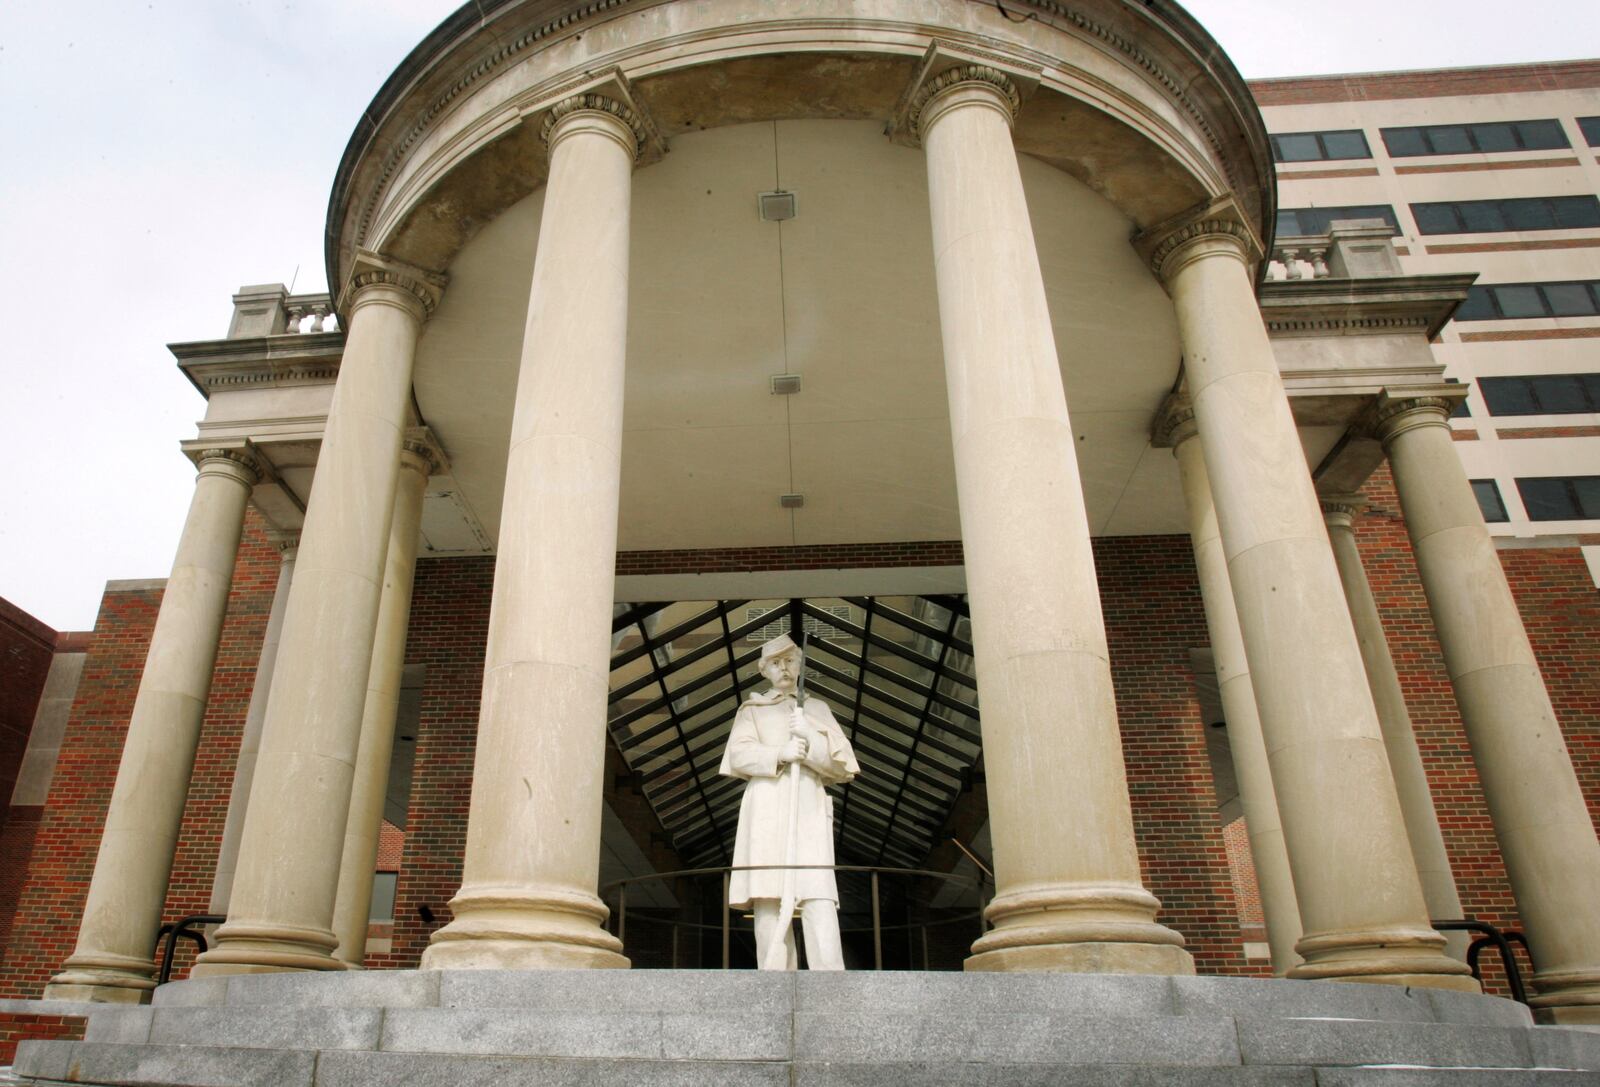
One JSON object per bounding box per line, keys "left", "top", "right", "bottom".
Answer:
{"left": 1256, "top": 61, "right": 1600, "bottom": 581}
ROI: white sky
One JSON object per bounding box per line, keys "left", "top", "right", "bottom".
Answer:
{"left": 3, "top": 1, "right": 1598, "bottom": 631}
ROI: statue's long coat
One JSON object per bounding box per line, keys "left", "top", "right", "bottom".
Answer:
{"left": 719, "top": 689, "right": 860, "bottom": 908}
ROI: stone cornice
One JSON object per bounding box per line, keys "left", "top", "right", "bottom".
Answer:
{"left": 1259, "top": 273, "right": 1476, "bottom": 341}
{"left": 170, "top": 336, "right": 344, "bottom": 400}
{"left": 1149, "top": 394, "right": 1196, "bottom": 450}
{"left": 908, "top": 64, "right": 1022, "bottom": 135}
{"left": 340, "top": 249, "right": 448, "bottom": 318}
{"left": 1132, "top": 197, "right": 1263, "bottom": 281}
{"left": 1366, "top": 387, "right": 1468, "bottom": 445}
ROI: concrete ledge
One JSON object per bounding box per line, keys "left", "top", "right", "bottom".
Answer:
{"left": 314, "top": 1051, "right": 790, "bottom": 1086}
{"left": 1237, "top": 1018, "right": 1533, "bottom": 1068}
{"left": 790, "top": 1066, "right": 1317, "bottom": 1086}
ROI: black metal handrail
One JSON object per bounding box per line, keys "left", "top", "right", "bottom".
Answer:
{"left": 1432, "top": 918, "right": 1533, "bottom": 1004}
{"left": 153, "top": 913, "right": 226, "bottom": 985}
{"left": 602, "top": 864, "right": 986, "bottom": 970}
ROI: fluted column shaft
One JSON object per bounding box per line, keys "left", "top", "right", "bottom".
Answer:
{"left": 420, "top": 97, "right": 640, "bottom": 970}
{"left": 1151, "top": 221, "right": 1474, "bottom": 991}
{"left": 1321, "top": 496, "right": 1466, "bottom": 958}
{"left": 332, "top": 440, "right": 434, "bottom": 965}
{"left": 195, "top": 264, "right": 437, "bottom": 976}
{"left": 1169, "top": 417, "right": 1303, "bottom": 974}
{"left": 917, "top": 68, "right": 1190, "bottom": 975}
{"left": 209, "top": 535, "right": 298, "bottom": 918}
{"left": 1376, "top": 395, "right": 1600, "bottom": 1023}
{"left": 47, "top": 449, "right": 260, "bottom": 1002}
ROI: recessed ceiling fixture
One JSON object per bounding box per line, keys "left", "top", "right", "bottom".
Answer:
{"left": 779, "top": 493, "right": 805, "bottom": 509}
{"left": 758, "top": 190, "right": 797, "bottom": 222}
{"left": 770, "top": 373, "right": 802, "bottom": 395}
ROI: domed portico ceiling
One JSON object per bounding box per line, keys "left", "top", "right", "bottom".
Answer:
{"left": 325, "top": 0, "right": 1274, "bottom": 296}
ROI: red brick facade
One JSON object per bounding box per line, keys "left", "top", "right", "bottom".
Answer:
{"left": 0, "top": 506, "right": 1594, "bottom": 994}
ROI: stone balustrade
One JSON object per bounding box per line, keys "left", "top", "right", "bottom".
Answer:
{"left": 1267, "top": 219, "right": 1404, "bottom": 281}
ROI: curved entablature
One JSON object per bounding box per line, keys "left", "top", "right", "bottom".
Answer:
{"left": 324, "top": 0, "right": 1273, "bottom": 301}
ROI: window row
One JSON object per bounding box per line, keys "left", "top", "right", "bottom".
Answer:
{"left": 1475, "top": 478, "right": 1600, "bottom": 523}
{"left": 1411, "top": 196, "right": 1600, "bottom": 235}
{"left": 1381, "top": 119, "right": 1570, "bottom": 158}
{"left": 1456, "top": 281, "right": 1600, "bottom": 320}
{"left": 1275, "top": 204, "right": 1399, "bottom": 237}
{"left": 1478, "top": 374, "right": 1600, "bottom": 416}
{"left": 1270, "top": 129, "right": 1371, "bottom": 163}
{"left": 1269, "top": 118, "right": 1599, "bottom": 162}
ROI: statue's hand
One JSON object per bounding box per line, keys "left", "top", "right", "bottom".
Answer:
{"left": 780, "top": 736, "right": 808, "bottom": 763}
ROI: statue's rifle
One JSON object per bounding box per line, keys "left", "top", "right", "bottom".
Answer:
{"left": 764, "top": 631, "right": 809, "bottom": 971}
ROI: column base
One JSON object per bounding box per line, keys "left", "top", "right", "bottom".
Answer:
{"left": 190, "top": 919, "right": 346, "bottom": 977}
{"left": 420, "top": 884, "right": 629, "bottom": 971}
{"left": 964, "top": 884, "right": 1195, "bottom": 976}
{"left": 45, "top": 951, "right": 158, "bottom": 1003}
{"left": 1288, "top": 927, "right": 1479, "bottom": 992}
{"left": 1529, "top": 967, "right": 1600, "bottom": 1026}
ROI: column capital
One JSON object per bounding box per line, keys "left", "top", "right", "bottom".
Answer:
{"left": 194, "top": 446, "right": 263, "bottom": 487}
{"left": 401, "top": 426, "right": 448, "bottom": 478}
{"left": 889, "top": 43, "right": 1040, "bottom": 146}
{"left": 910, "top": 63, "right": 1022, "bottom": 136}
{"left": 1319, "top": 493, "right": 1367, "bottom": 530}
{"left": 1132, "top": 197, "right": 1264, "bottom": 283}
{"left": 541, "top": 93, "right": 650, "bottom": 161}
{"left": 339, "top": 249, "right": 447, "bottom": 321}
{"left": 1367, "top": 386, "right": 1467, "bottom": 446}
{"left": 1150, "top": 393, "right": 1197, "bottom": 449}
{"left": 266, "top": 530, "right": 300, "bottom": 556}
{"left": 528, "top": 68, "right": 663, "bottom": 166}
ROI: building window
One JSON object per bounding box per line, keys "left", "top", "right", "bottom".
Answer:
{"left": 1516, "top": 477, "right": 1600, "bottom": 521}
{"left": 1410, "top": 196, "right": 1600, "bottom": 235}
{"left": 1276, "top": 205, "right": 1399, "bottom": 237}
{"left": 1270, "top": 129, "right": 1372, "bottom": 162}
{"left": 1578, "top": 117, "right": 1600, "bottom": 147}
{"left": 1479, "top": 374, "right": 1600, "bottom": 415}
{"left": 1456, "top": 281, "right": 1600, "bottom": 320}
{"left": 1381, "top": 119, "right": 1571, "bottom": 157}
{"left": 1471, "top": 480, "right": 1509, "bottom": 523}
{"left": 370, "top": 871, "right": 398, "bottom": 922}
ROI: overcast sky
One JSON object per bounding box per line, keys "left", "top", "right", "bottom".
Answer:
{"left": 3, "top": 1, "right": 1598, "bottom": 631}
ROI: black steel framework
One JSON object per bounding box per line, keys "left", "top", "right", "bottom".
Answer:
{"left": 608, "top": 596, "right": 981, "bottom": 869}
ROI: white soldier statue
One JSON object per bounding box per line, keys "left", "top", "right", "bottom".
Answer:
{"left": 719, "top": 632, "right": 860, "bottom": 970}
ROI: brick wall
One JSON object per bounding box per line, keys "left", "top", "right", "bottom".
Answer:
{"left": 0, "top": 514, "right": 279, "bottom": 997}
{"left": 0, "top": 599, "right": 60, "bottom": 973}
{"left": 0, "top": 1010, "right": 85, "bottom": 1065}
{"left": 1094, "top": 535, "right": 1263, "bottom": 978}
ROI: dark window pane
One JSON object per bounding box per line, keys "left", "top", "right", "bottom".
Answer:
{"left": 1276, "top": 209, "right": 1303, "bottom": 236}
{"left": 1504, "top": 199, "right": 1556, "bottom": 230}
{"left": 1585, "top": 374, "right": 1600, "bottom": 408}
{"left": 1516, "top": 119, "right": 1570, "bottom": 150}
{"left": 1446, "top": 378, "right": 1472, "bottom": 417}
{"left": 1576, "top": 479, "right": 1600, "bottom": 519}
{"left": 1279, "top": 205, "right": 1398, "bottom": 236}
{"left": 1518, "top": 478, "right": 1578, "bottom": 520}
{"left": 1481, "top": 377, "right": 1539, "bottom": 415}
{"left": 1552, "top": 196, "right": 1600, "bottom": 228}
{"left": 1275, "top": 133, "right": 1322, "bottom": 162}
{"left": 1531, "top": 375, "right": 1588, "bottom": 413}
{"left": 1428, "top": 125, "right": 1475, "bottom": 153}
{"left": 1582, "top": 117, "right": 1600, "bottom": 147}
{"left": 1542, "top": 283, "right": 1599, "bottom": 316}
{"left": 1455, "top": 287, "right": 1498, "bottom": 320}
{"left": 1320, "top": 130, "right": 1371, "bottom": 159}
{"left": 1471, "top": 123, "right": 1518, "bottom": 152}
{"left": 1412, "top": 203, "right": 1461, "bottom": 234}
{"left": 1493, "top": 285, "right": 1547, "bottom": 318}
{"left": 1464, "top": 200, "right": 1514, "bottom": 231}
{"left": 1382, "top": 127, "right": 1429, "bottom": 157}
{"left": 1471, "top": 481, "right": 1509, "bottom": 523}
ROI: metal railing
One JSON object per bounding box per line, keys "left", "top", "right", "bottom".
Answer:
{"left": 154, "top": 913, "right": 226, "bottom": 985}
{"left": 1432, "top": 919, "right": 1534, "bottom": 1004}
{"left": 602, "top": 864, "right": 987, "bottom": 970}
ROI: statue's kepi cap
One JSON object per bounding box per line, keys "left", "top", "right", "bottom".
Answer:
{"left": 759, "top": 632, "right": 802, "bottom": 663}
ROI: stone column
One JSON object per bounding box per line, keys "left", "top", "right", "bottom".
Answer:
{"left": 913, "top": 66, "right": 1190, "bottom": 974}
{"left": 332, "top": 433, "right": 438, "bottom": 966}
{"left": 46, "top": 448, "right": 261, "bottom": 1002}
{"left": 1140, "top": 211, "right": 1475, "bottom": 991}
{"left": 1159, "top": 401, "right": 1303, "bottom": 975}
{"left": 1374, "top": 392, "right": 1600, "bottom": 1023}
{"left": 193, "top": 254, "right": 443, "bottom": 976}
{"left": 420, "top": 93, "right": 644, "bottom": 970}
{"left": 209, "top": 533, "right": 298, "bottom": 918}
{"left": 1320, "top": 494, "right": 1467, "bottom": 958}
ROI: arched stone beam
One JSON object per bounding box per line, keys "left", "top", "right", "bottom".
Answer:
{"left": 325, "top": 0, "right": 1272, "bottom": 298}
